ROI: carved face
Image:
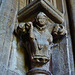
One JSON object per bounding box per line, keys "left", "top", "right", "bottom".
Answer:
{"left": 36, "top": 12, "right": 47, "bottom": 26}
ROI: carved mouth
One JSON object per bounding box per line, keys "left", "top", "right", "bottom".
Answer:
{"left": 32, "top": 55, "right": 50, "bottom": 63}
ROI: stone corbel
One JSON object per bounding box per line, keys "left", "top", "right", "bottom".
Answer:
{"left": 14, "top": 23, "right": 67, "bottom": 75}
{"left": 14, "top": 12, "right": 67, "bottom": 75}
{"left": 18, "top": 0, "right": 64, "bottom": 23}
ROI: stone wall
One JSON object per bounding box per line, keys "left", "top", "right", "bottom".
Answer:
{"left": 0, "top": 0, "right": 19, "bottom": 75}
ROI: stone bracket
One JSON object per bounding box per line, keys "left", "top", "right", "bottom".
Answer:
{"left": 18, "top": 0, "right": 64, "bottom": 23}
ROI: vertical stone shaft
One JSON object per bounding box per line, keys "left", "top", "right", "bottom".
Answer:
{"left": 0, "top": 0, "right": 18, "bottom": 75}
{"left": 66, "top": 0, "right": 75, "bottom": 62}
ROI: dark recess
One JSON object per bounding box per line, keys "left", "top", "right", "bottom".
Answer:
{"left": 0, "top": 0, "right": 2, "bottom": 6}
{"left": 66, "top": 0, "right": 75, "bottom": 63}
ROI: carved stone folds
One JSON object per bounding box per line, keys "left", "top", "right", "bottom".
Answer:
{"left": 14, "top": 12, "right": 67, "bottom": 75}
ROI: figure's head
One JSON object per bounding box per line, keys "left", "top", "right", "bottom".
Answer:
{"left": 36, "top": 12, "right": 48, "bottom": 26}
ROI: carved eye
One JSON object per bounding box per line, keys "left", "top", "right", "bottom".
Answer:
{"left": 39, "top": 58, "right": 43, "bottom": 62}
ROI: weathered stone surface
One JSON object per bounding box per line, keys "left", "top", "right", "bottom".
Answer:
{"left": 6, "top": 70, "right": 20, "bottom": 75}
{"left": 18, "top": 0, "right": 64, "bottom": 23}
{"left": 0, "top": 65, "right": 20, "bottom": 75}
{"left": 15, "top": 11, "right": 67, "bottom": 75}
{"left": 66, "top": 0, "right": 75, "bottom": 63}
{"left": 0, "top": 0, "right": 74, "bottom": 75}
{"left": 0, "top": 0, "right": 18, "bottom": 75}
{"left": 0, "top": 65, "right": 6, "bottom": 75}
{"left": 19, "top": 0, "right": 30, "bottom": 10}
{"left": 0, "top": 0, "right": 2, "bottom": 6}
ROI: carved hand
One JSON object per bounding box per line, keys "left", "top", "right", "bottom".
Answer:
{"left": 25, "top": 22, "right": 33, "bottom": 32}
{"left": 25, "top": 22, "right": 34, "bottom": 39}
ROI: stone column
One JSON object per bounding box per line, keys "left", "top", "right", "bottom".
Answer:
{"left": 65, "top": 0, "right": 75, "bottom": 74}
{"left": 0, "top": 0, "right": 18, "bottom": 75}
{"left": 66, "top": 0, "right": 75, "bottom": 60}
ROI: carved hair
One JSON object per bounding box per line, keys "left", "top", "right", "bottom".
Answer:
{"left": 37, "top": 12, "right": 47, "bottom": 19}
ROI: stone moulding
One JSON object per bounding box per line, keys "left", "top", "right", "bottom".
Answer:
{"left": 26, "top": 68, "right": 52, "bottom": 75}
{"left": 18, "top": 0, "right": 64, "bottom": 23}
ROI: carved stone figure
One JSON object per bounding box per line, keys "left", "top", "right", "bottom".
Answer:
{"left": 14, "top": 12, "right": 67, "bottom": 75}
{"left": 31, "top": 12, "right": 53, "bottom": 63}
